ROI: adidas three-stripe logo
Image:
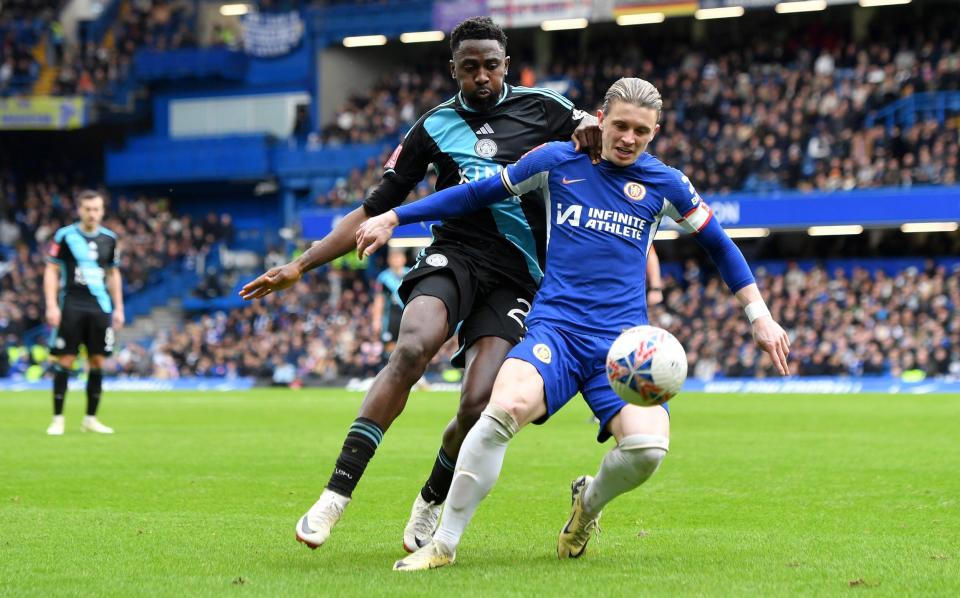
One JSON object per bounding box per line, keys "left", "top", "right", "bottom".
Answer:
{"left": 475, "top": 123, "right": 494, "bottom": 135}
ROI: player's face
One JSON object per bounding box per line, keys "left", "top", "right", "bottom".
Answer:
{"left": 78, "top": 197, "right": 105, "bottom": 230}
{"left": 450, "top": 39, "right": 509, "bottom": 111}
{"left": 598, "top": 101, "right": 660, "bottom": 167}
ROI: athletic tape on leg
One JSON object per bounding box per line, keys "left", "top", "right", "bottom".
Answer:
{"left": 481, "top": 404, "right": 520, "bottom": 439}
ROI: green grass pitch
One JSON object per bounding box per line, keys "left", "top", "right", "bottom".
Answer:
{"left": 1, "top": 390, "right": 958, "bottom": 596}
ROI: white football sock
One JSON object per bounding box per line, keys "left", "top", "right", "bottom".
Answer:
{"left": 432, "top": 405, "right": 519, "bottom": 551}
{"left": 583, "top": 434, "right": 669, "bottom": 514}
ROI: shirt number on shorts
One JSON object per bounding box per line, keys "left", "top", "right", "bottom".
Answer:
{"left": 507, "top": 298, "right": 531, "bottom": 329}
{"left": 104, "top": 327, "right": 115, "bottom": 353}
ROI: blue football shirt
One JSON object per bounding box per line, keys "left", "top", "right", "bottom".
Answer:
{"left": 498, "top": 141, "right": 713, "bottom": 337}
{"left": 395, "top": 141, "right": 724, "bottom": 338}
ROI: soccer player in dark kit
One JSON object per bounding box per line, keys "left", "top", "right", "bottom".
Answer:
{"left": 44, "top": 190, "right": 124, "bottom": 435}
{"left": 239, "top": 16, "right": 602, "bottom": 551}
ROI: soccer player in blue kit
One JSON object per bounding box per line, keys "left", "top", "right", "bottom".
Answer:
{"left": 356, "top": 77, "right": 791, "bottom": 570}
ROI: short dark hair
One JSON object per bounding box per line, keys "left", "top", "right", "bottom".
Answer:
{"left": 77, "top": 190, "right": 103, "bottom": 204}
{"left": 450, "top": 16, "right": 507, "bottom": 55}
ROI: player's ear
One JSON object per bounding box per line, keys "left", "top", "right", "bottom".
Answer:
{"left": 651, "top": 123, "right": 661, "bottom": 140}
{"left": 503, "top": 55, "right": 510, "bottom": 75}
{"left": 597, "top": 109, "right": 605, "bottom": 128}
{"left": 449, "top": 59, "right": 456, "bottom": 79}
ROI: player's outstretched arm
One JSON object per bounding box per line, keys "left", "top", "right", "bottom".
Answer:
{"left": 240, "top": 206, "right": 369, "bottom": 300}
{"left": 690, "top": 217, "right": 790, "bottom": 375}
{"left": 356, "top": 174, "right": 512, "bottom": 258}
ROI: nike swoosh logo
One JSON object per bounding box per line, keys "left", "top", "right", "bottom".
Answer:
{"left": 562, "top": 177, "right": 586, "bottom": 185}
{"left": 300, "top": 516, "right": 314, "bottom": 535}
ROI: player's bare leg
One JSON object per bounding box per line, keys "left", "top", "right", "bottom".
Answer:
{"left": 80, "top": 354, "right": 113, "bottom": 434}
{"left": 47, "top": 355, "right": 75, "bottom": 436}
{"left": 558, "top": 405, "right": 669, "bottom": 558}
{"left": 395, "top": 359, "right": 546, "bottom": 570}
{"left": 297, "top": 295, "right": 450, "bottom": 549}
{"left": 403, "top": 336, "right": 512, "bottom": 551}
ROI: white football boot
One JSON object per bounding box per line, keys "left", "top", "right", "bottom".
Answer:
{"left": 402, "top": 494, "right": 442, "bottom": 553}
{"left": 81, "top": 416, "right": 114, "bottom": 434}
{"left": 393, "top": 539, "right": 455, "bottom": 571}
{"left": 296, "top": 489, "right": 350, "bottom": 549}
{"left": 557, "top": 475, "right": 601, "bottom": 559}
{"left": 46, "top": 416, "right": 65, "bottom": 436}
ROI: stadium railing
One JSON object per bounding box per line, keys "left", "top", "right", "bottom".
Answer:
{"left": 867, "top": 91, "right": 960, "bottom": 133}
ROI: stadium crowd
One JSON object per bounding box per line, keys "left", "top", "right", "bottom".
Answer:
{"left": 653, "top": 260, "right": 960, "bottom": 380}
{"left": 315, "top": 8, "right": 959, "bottom": 195}
{"left": 0, "top": 0, "right": 56, "bottom": 95}
{"left": 320, "top": 70, "right": 454, "bottom": 144}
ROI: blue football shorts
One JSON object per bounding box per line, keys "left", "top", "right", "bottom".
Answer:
{"left": 507, "top": 321, "right": 669, "bottom": 443}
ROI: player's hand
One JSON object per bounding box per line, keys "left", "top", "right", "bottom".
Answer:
{"left": 751, "top": 316, "right": 791, "bottom": 376}
{"left": 647, "top": 288, "right": 663, "bottom": 306}
{"left": 46, "top": 305, "right": 61, "bottom": 328}
{"left": 239, "top": 264, "right": 302, "bottom": 300}
{"left": 572, "top": 115, "right": 602, "bottom": 164}
{"left": 112, "top": 310, "right": 125, "bottom": 330}
{"left": 355, "top": 211, "right": 399, "bottom": 258}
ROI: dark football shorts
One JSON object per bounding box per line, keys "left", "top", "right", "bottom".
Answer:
{"left": 50, "top": 304, "right": 114, "bottom": 357}
{"left": 399, "top": 246, "right": 534, "bottom": 368}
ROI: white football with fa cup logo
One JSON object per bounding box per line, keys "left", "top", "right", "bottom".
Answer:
{"left": 606, "top": 325, "right": 688, "bottom": 406}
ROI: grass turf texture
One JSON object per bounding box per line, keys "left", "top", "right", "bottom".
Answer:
{"left": 1, "top": 390, "right": 958, "bottom": 597}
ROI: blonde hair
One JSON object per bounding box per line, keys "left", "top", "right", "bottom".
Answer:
{"left": 601, "top": 77, "right": 663, "bottom": 122}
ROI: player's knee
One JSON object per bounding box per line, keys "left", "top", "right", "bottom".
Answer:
{"left": 388, "top": 337, "right": 432, "bottom": 376}
{"left": 618, "top": 434, "right": 669, "bottom": 481}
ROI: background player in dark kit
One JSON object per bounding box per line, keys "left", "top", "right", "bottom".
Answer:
{"left": 44, "top": 190, "right": 124, "bottom": 436}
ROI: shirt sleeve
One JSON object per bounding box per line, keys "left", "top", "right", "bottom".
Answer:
{"left": 658, "top": 171, "right": 714, "bottom": 234}
{"left": 539, "top": 90, "right": 587, "bottom": 140}
{"left": 659, "top": 170, "right": 755, "bottom": 292}
{"left": 501, "top": 141, "right": 568, "bottom": 195}
{"left": 109, "top": 238, "right": 120, "bottom": 268}
{"left": 363, "top": 122, "right": 433, "bottom": 216}
{"left": 393, "top": 175, "right": 510, "bottom": 225}
{"left": 47, "top": 229, "right": 65, "bottom": 264}
{"left": 394, "top": 141, "right": 569, "bottom": 225}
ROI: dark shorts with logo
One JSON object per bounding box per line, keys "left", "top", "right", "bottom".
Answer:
{"left": 398, "top": 245, "right": 534, "bottom": 368}
{"left": 50, "top": 303, "right": 114, "bottom": 357}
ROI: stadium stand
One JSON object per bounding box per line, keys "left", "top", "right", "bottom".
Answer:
{"left": 3, "top": 1, "right": 959, "bottom": 388}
